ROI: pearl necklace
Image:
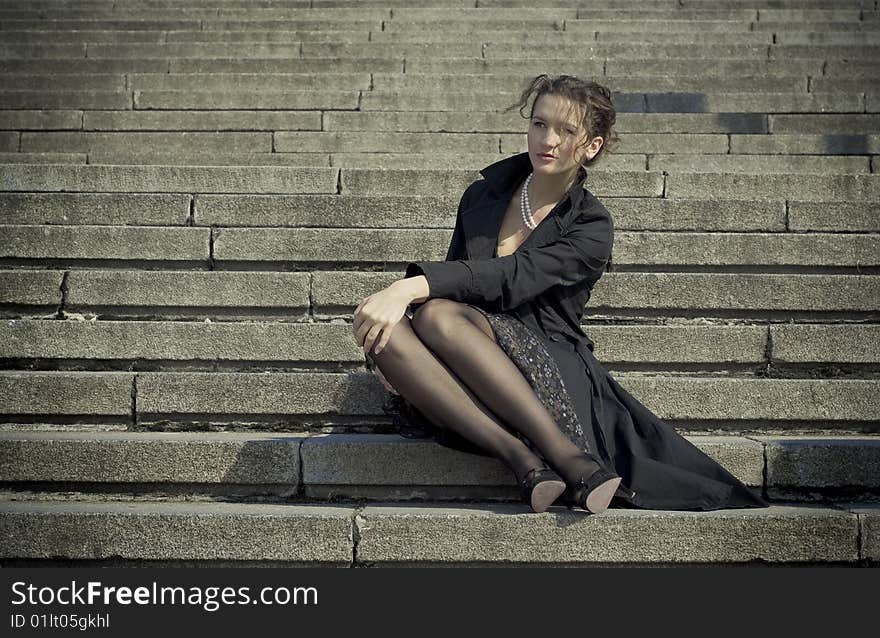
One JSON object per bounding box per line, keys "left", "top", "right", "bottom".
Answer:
{"left": 520, "top": 172, "right": 538, "bottom": 230}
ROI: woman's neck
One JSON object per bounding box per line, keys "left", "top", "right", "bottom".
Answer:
{"left": 526, "top": 167, "right": 580, "bottom": 208}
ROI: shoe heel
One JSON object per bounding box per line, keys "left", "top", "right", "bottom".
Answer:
{"left": 530, "top": 478, "right": 566, "bottom": 513}
{"left": 571, "top": 463, "right": 622, "bottom": 515}
{"left": 584, "top": 476, "right": 621, "bottom": 514}
{"left": 520, "top": 467, "right": 566, "bottom": 514}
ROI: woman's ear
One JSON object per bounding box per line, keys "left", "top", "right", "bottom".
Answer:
{"left": 587, "top": 136, "right": 604, "bottom": 160}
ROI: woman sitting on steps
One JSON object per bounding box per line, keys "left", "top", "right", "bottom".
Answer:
{"left": 352, "top": 73, "right": 770, "bottom": 515}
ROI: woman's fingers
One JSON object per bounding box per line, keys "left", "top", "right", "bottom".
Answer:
{"left": 373, "top": 323, "right": 395, "bottom": 355}
{"left": 363, "top": 324, "right": 382, "bottom": 355}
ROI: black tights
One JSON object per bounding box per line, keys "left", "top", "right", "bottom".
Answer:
{"left": 367, "top": 298, "right": 600, "bottom": 487}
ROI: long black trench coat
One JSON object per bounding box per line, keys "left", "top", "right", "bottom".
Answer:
{"left": 398, "top": 151, "right": 769, "bottom": 511}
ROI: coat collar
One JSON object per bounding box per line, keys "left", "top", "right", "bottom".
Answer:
{"left": 460, "top": 152, "right": 590, "bottom": 259}
{"left": 476, "top": 151, "right": 589, "bottom": 212}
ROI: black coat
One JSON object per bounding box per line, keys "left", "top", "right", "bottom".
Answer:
{"left": 405, "top": 151, "right": 610, "bottom": 355}
{"left": 401, "top": 152, "right": 769, "bottom": 511}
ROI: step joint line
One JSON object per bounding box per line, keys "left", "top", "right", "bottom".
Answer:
{"left": 857, "top": 512, "right": 865, "bottom": 563}
{"left": 297, "top": 436, "right": 305, "bottom": 498}
{"left": 131, "top": 373, "right": 138, "bottom": 429}
{"left": 308, "top": 272, "right": 315, "bottom": 324}
{"left": 187, "top": 196, "right": 195, "bottom": 227}
{"left": 351, "top": 506, "right": 365, "bottom": 568}
{"left": 58, "top": 271, "right": 69, "bottom": 318}
{"left": 208, "top": 225, "right": 216, "bottom": 271}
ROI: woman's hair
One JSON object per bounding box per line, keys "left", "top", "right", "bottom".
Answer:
{"left": 503, "top": 74, "right": 621, "bottom": 171}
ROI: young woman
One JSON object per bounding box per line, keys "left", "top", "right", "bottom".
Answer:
{"left": 353, "top": 74, "right": 769, "bottom": 515}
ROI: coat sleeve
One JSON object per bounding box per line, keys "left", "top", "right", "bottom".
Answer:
{"left": 404, "top": 200, "right": 613, "bottom": 313}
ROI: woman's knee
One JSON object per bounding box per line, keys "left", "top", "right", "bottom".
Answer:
{"left": 411, "top": 298, "right": 460, "bottom": 342}
{"left": 412, "top": 298, "right": 497, "bottom": 349}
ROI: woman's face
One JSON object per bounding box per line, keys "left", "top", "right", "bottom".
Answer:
{"left": 527, "top": 93, "right": 603, "bottom": 178}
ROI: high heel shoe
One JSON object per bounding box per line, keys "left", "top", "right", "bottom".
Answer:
{"left": 520, "top": 466, "right": 566, "bottom": 514}
{"left": 570, "top": 465, "right": 622, "bottom": 515}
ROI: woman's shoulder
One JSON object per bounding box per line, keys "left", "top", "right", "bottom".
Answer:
{"left": 575, "top": 188, "right": 614, "bottom": 230}
{"left": 454, "top": 178, "right": 491, "bottom": 216}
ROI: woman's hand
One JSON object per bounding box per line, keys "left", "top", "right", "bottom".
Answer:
{"left": 353, "top": 285, "right": 412, "bottom": 357}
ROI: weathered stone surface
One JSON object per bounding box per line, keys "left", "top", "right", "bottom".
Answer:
{"left": 0, "top": 371, "right": 132, "bottom": 416}
{"left": 355, "top": 504, "right": 858, "bottom": 564}
{"left": 0, "top": 431, "right": 304, "bottom": 485}
{"left": 0, "top": 164, "right": 338, "bottom": 194}
{"left": 0, "top": 225, "right": 209, "bottom": 261}
{"left": 0, "top": 192, "right": 189, "bottom": 225}
{"left": 0, "top": 501, "right": 355, "bottom": 564}
{"left": 0, "top": 270, "right": 63, "bottom": 307}
{"left": 65, "top": 270, "right": 311, "bottom": 316}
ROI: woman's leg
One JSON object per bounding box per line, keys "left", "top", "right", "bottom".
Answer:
{"left": 367, "top": 312, "right": 546, "bottom": 486}
{"left": 370, "top": 298, "right": 601, "bottom": 486}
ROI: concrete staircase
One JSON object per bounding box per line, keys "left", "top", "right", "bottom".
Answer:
{"left": 0, "top": 0, "right": 878, "bottom": 566}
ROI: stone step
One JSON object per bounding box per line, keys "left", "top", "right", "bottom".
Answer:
{"left": 0, "top": 152, "right": 88, "bottom": 165}
{"left": 0, "top": 370, "right": 875, "bottom": 429}
{"left": 51, "top": 72, "right": 807, "bottom": 94}
{"left": 0, "top": 29, "right": 378, "bottom": 44}
{"left": 777, "top": 32, "right": 880, "bottom": 44}
{"left": 3, "top": 88, "right": 866, "bottom": 114}
{"left": 2, "top": 271, "right": 878, "bottom": 319}
{"left": 647, "top": 154, "right": 872, "bottom": 173}
{"left": 769, "top": 114, "right": 880, "bottom": 133}
{"left": 391, "top": 31, "right": 778, "bottom": 45}
{"left": 11, "top": 0, "right": 869, "bottom": 8}
{"left": 826, "top": 60, "right": 880, "bottom": 77}
{"left": 7, "top": 134, "right": 880, "bottom": 160}
{"left": 0, "top": 163, "right": 341, "bottom": 194}
{"left": 1, "top": 225, "right": 876, "bottom": 267}
{"left": 0, "top": 498, "right": 875, "bottom": 566}
{"left": 14, "top": 131, "right": 728, "bottom": 155}
{"left": 4, "top": 164, "right": 878, "bottom": 199}
{"left": 1, "top": 319, "right": 877, "bottom": 368}
{"left": 813, "top": 78, "right": 880, "bottom": 93}
{"left": 0, "top": 71, "right": 821, "bottom": 95}
{"left": 86, "top": 151, "right": 647, "bottom": 170}
{"left": 730, "top": 134, "right": 880, "bottom": 154}
{"left": 0, "top": 57, "right": 400, "bottom": 74}
{"left": 1, "top": 110, "right": 772, "bottom": 133}
{"left": 14, "top": 151, "right": 878, "bottom": 173}
{"left": 0, "top": 432, "right": 878, "bottom": 502}
{"left": 5, "top": 40, "right": 879, "bottom": 62}
{"left": 0, "top": 150, "right": 769, "bottom": 171}
{"left": 2, "top": 193, "right": 874, "bottom": 232}
{"left": 359, "top": 90, "right": 861, "bottom": 113}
